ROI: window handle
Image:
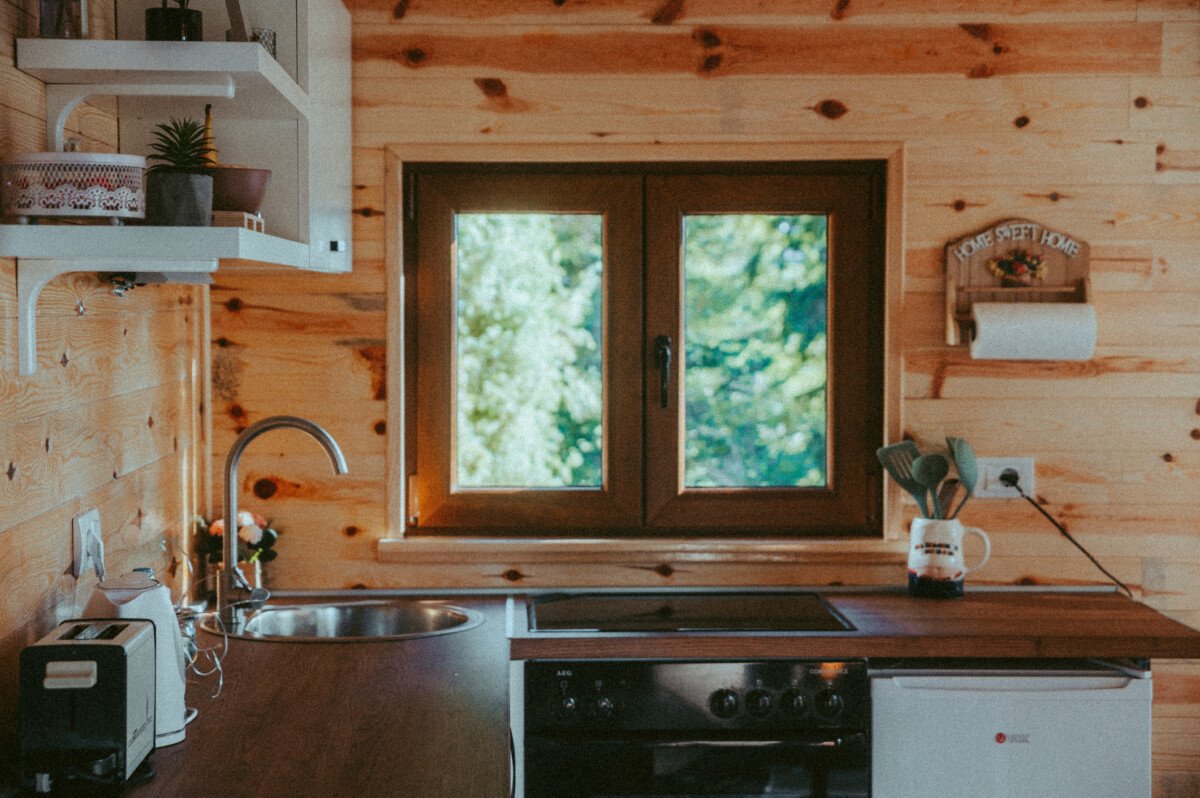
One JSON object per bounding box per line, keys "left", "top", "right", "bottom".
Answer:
{"left": 653, "top": 335, "right": 672, "bottom": 409}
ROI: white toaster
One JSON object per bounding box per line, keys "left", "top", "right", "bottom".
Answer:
{"left": 19, "top": 619, "right": 157, "bottom": 792}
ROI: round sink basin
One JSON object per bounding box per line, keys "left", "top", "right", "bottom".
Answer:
{"left": 201, "top": 599, "right": 484, "bottom": 642}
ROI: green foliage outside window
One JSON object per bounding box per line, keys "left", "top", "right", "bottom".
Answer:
{"left": 453, "top": 212, "right": 829, "bottom": 491}
{"left": 455, "top": 213, "right": 603, "bottom": 488}
{"left": 683, "top": 214, "right": 829, "bottom": 488}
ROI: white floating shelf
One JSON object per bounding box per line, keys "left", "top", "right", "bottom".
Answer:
{"left": 17, "top": 39, "right": 309, "bottom": 121}
{"left": 0, "top": 225, "right": 311, "bottom": 269}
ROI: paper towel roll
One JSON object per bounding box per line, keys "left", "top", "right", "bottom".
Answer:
{"left": 970, "top": 302, "right": 1096, "bottom": 360}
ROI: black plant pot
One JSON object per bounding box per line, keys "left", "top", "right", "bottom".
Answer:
{"left": 145, "top": 172, "right": 213, "bottom": 226}
{"left": 145, "top": 8, "right": 203, "bottom": 41}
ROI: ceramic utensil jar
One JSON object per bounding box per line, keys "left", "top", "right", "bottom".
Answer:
{"left": 907, "top": 518, "right": 991, "bottom": 598}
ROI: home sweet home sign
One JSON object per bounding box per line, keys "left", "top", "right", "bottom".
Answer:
{"left": 944, "top": 218, "right": 1091, "bottom": 346}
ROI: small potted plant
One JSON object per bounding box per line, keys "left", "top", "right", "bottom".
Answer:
{"left": 145, "top": 0, "right": 203, "bottom": 42}
{"left": 144, "top": 116, "right": 214, "bottom": 226}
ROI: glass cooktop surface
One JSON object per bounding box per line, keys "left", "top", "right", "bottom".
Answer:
{"left": 529, "top": 592, "right": 854, "bottom": 633}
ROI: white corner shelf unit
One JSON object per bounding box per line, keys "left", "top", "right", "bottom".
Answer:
{"left": 3, "top": 0, "right": 351, "bottom": 374}
{"left": 3, "top": 0, "right": 350, "bottom": 272}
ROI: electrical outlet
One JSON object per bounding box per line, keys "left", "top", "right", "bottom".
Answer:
{"left": 72, "top": 509, "right": 102, "bottom": 578}
{"left": 975, "top": 458, "right": 1035, "bottom": 498}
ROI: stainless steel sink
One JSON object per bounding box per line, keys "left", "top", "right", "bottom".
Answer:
{"left": 201, "top": 599, "right": 484, "bottom": 642}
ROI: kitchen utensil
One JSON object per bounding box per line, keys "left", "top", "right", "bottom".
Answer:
{"left": 876, "top": 441, "right": 930, "bottom": 518}
{"left": 946, "top": 436, "right": 978, "bottom": 518}
{"left": 936, "top": 478, "right": 960, "bottom": 522}
{"left": 907, "top": 518, "right": 991, "bottom": 598}
{"left": 84, "top": 571, "right": 188, "bottom": 746}
{"left": 912, "top": 453, "right": 950, "bottom": 519}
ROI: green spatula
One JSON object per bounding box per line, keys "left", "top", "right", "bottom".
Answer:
{"left": 876, "top": 441, "right": 931, "bottom": 518}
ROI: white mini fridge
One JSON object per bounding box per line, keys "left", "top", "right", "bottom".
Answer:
{"left": 871, "top": 661, "right": 1152, "bottom": 798}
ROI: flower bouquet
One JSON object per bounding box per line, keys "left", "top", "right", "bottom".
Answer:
{"left": 193, "top": 511, "right": 280, "bottom": 564}
{"left": 193, "top": 511, "right": 280, "bottom": 593}
{"left": 987, "top": 248, "right": 1045, "bottom": 287}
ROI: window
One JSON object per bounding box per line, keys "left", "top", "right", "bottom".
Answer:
{"left": 405, "top": 162, "right": 886, "bottom": 538}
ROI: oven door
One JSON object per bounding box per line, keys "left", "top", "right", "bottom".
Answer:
{"left": 524, "top": 730, "right": 869, "bottom": 798}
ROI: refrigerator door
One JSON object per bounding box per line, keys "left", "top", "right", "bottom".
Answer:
{"left": 871, "top": 672, "right": 1151, "bottom": 798}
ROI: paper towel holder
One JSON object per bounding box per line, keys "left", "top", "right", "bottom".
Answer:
{"left": 945, "top": 217, "right": 1091, "bottom": 347}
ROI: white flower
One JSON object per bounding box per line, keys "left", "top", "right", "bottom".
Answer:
{"left": 237, "top": 510, "right": 256, "bottom": 528}
{"left": 238, "top": 522, "right": 264, "bottom": 546}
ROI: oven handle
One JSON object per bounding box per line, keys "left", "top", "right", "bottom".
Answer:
{"left": 652, "top": 732, "right": 866, "bottom": 751}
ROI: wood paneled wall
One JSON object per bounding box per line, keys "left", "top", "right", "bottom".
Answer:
{"left": 0, "top": 0, "right": 203, "bottom": 764}
{"left": 206, "top": 1, "right": 1200, "bottom": 792}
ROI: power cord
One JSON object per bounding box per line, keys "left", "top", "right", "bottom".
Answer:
{"left": 999, "top": 468, "right": 1133, "bottom": 598}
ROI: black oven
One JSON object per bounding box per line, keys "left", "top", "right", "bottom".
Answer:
{"left": 520, "top": 659, "right": 870, "bottom": 798}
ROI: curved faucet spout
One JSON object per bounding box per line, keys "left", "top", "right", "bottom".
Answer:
{"left": 218, "top": 415, "right": 348, "bottom": 626}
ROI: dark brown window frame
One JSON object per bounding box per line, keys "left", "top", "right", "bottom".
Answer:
{"left": 404, "top": 161, "right": 887, "bottom": 539}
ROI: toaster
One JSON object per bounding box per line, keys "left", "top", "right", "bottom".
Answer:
{"left": 19, "top": 619, "right": 156, "bottom": 793}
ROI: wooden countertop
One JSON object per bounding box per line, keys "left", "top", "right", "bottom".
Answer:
{"left": 126, "top": 598, "right": 512, "bottom": 798}
{"left": 508, "top": 590, "right": 1200, "bottom": 661}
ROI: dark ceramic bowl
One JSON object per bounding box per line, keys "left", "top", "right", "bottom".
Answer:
{"left": 211, "top": 165, "right": 272, "bottom": 214}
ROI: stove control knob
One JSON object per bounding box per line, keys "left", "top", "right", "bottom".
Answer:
{"left": 594, "top": 695, "right": 615, "bottom": 719}
{"left": 781, "top": 689, "right": 807, "bottom": 717}
{"left": 709, "top": 689, "right": 740, "bottom": 719}
{"left": 746, "top": 689, "right": 773, "bottom": 717}
{"left": 560, "top": 696, "right": 578, "bottom": 716}
{"left": 816, "top": 690, "right": 844, "bottom": 719}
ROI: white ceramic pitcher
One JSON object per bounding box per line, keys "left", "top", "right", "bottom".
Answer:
{"left": 907, "top": 518, "right": 991, "bottom": 598}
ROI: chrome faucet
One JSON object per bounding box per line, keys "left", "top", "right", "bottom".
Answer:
{"left": 217, "top": 415, "right": 348, "bottom": 629}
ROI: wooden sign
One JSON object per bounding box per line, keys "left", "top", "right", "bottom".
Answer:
{"left": 944, "top": 218, "right": 1091, "bottom": 346}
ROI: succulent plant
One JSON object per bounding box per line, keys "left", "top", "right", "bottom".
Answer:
{"left": 145, "top": 117, "right": 215, "bottom": 175}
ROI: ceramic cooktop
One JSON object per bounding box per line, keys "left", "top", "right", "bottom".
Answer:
{"left": 528, "top": 592, "right": 855, "bottom": 633}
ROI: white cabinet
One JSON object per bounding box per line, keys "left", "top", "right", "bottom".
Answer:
{"left": 3, "top": 0, "right": 351, "bottom": 274}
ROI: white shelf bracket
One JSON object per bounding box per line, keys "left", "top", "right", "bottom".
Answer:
{"left": 16, "top": 257, "right": 216, "bottom": 376}
{"left": 45, "top": 78, "right": 237, "bottom": 152}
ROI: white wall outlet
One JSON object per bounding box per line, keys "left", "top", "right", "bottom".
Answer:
{"left": 71, "top": 509, "right": 103, "bottom": 578}
{"left": 975, "top": 458, "right": 1036, "bottom": 498}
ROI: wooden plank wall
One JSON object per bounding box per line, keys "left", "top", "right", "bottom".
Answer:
{"left": 0, "top": 0, "right": 203, "bottom": 763}
{"left": 206, "top": 1, "right": 1200, "bottom": 792}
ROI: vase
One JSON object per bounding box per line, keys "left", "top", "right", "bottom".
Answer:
{"left": 144, "top": 172, "right": 212, "bottom": 226}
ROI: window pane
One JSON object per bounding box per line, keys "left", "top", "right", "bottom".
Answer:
{"left": 682, "top": 214, "right": 829, "bottom": 488}
{"left": 455, "top": 213, "right": 604, "bottom": 488}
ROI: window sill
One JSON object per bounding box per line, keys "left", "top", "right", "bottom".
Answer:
{"left": 372, "top": 537, "right": 909, "bottom": 589}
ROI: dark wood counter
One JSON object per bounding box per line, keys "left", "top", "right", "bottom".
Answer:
{"left": 128, "top": 598, "right": 511, "bottom": 798}
{"left": 17, "top": 590, "right": 1198, "bottom": 797}
{"left": 508, "top": 590, "right": 1200, "bottom": 660}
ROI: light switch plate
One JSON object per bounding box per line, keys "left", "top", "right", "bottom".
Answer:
{"left": 72, "top": 508, "right": 102, "bottom": 578}
{"left": 975, "top": 457, "right": 1035, "bottom": 498}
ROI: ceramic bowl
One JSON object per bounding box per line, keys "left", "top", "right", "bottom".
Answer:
{"left": 211, "top": 165, "right": 271, "bottom": 214}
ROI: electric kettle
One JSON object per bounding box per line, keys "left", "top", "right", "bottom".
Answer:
{"left": 84, "top": 571, "right": 187, "bottom": 746}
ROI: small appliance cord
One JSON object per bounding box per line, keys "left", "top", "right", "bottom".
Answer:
{"left": 1000, "top": 468, "right": 1133, "bottom": 598}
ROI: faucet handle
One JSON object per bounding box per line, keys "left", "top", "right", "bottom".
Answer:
{"left": 248, "top": 587, "right": 269, "bottom": 611}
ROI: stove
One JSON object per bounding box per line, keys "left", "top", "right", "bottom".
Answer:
{"left": 528, "top": 591, "right": 855, "bottom": 633}
{"left": 514, "top": 593, "right": 869, "bottom": 797}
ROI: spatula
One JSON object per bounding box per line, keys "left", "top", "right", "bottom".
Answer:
{"left": 946, "top": 436, "right": 978, "bottom": 519}
{"left": 876, "top": 441, "right": 930, "bottom": 518}
{"left": 937, "top": 478, "right": 960, "bottom": 522}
